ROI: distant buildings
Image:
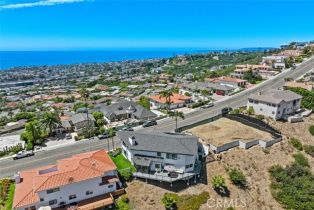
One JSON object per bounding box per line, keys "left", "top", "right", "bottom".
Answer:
{"left": 280, "top": 49, "right": 302, "bottom": 57}
{"left": 13, "top": 150, "right": 122, "bottom": 210}
{"left": 207, "top": 76, "right": 247, "bottom": 89}
{"left": 247, "top": 89, "right": 302, "bottom": 120}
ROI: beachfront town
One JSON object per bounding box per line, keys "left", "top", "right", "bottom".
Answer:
{"left": 0, "top": 41, "right": 314, "bottom": 210}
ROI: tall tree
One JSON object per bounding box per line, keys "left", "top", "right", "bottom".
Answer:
{"left": 79, "top": 87, "right": 92, "bottom": 138}
{"left": 159, "top": 90, "right": 174, "bottom": 110}
{"left": 40, "top": 112, "right": 61, "bottom": 136}
{"left": 21, "top": 120, "right": 43, "bottom": 150}
{"left": 168, "top": 111, "right": 184, "bottom": 130}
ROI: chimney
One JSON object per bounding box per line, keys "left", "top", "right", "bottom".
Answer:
{"left": 128, "top": 136, "right": 136, "bottom": 145}
{"left": 15, "top": 173, "right": 21, "bottom": 184}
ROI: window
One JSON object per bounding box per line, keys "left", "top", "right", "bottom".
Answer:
{"left": 49, "top": 199, "right": 57, "bottom": 205}
{"left": 69, "top": 194, "right": 77, "bottom": 200}
{"left": 40, "top": 198, "right": 44, "bottom": 202}
{"left": 166, "top": 153, "right": 177, "bottom": 159}
{"left": 108, "top": 184, "right": 114, "bottom": 188}
{"left": 47, "top": 188, "right": 59, "bottom": 194}
{"left": 185, "top": 164, "right": 193, "bottom": 169}
{"left": 86, "top": 190, "right": 93, "bottom": 196}
{"left": 260, "top": 108, "right": 263, "bottom": 111}
{"left": 157, "top": 152, "right": 161, "bottom": 157}
{"left": 171, "top": 154, "right": 178, "bottom": 160}
{"left": 272, "top": 111, "right": 275, "bottom": 115}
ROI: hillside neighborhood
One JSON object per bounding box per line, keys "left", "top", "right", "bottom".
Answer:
{"left": 1, "top": 41, "right": 314, "bottom": 210}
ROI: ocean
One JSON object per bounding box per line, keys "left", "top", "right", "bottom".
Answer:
{"left": 0, "top": 49, "right": 219, "bottom": 70}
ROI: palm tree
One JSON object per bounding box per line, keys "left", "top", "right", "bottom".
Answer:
{"left": 168, "top": 111, "right": 184, "bottom": 131}
{"left": 108, "top": 127, "right": 115, "bottom": 150}
{"left": 40, "top": 112, "right": 61, "bottom": 136}
{"left": 79, "top": 87, "right": 92, "bottom": 138}
{"left": 159, "top": 90, "right": 173, "bottom": 110}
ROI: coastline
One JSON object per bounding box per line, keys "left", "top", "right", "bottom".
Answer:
{"left": 0, "top": 48, "right": 272, "bottom": 70}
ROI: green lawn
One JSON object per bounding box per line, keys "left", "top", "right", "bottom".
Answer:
{"left": 109, "top": 153, "right": 136, "bottom": 172}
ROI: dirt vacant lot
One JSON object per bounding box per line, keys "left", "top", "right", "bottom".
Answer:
{"left": 188, "top": 118, "right": 273, "bottom": 146}
{"left": 125, "top": 115, "right": 314, "bottom": 210}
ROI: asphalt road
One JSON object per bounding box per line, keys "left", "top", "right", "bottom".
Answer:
{"left": 1, "top": 57, "right": 313, "bottom": 178}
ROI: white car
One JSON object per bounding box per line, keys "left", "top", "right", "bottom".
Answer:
{"left": 13, "top": 150, "right": 34, "bottom": 160}
{"left": 201, "top": 102, "right": 214, "bottom": 108}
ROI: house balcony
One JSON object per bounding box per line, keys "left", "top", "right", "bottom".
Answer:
{"left": 133, "top": 160, "right": 202, "bottom": 183}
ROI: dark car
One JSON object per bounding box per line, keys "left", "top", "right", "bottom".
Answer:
{"left": 142, "top": 120, "right": 157, "bottom": 127}
{"left": 221, "top": 107, "right": 232, "bottom": 115}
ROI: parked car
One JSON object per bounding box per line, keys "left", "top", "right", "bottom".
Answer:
{"left": 13, "top": 150, "right": 34, "bottom": 160}
{"left": 65, "top": 133, "right": 72, "bottom": 139}
{"left": 221, "top": 107, "right": 232, "bottom": 115}
{"left": 121, "top": 126, "right": 134, "bottom": 131}
{"left": 98, "top": 133, "right": 110, "bottom": 140}
{"left": 201, "top": 102, "right": 214, "bottom": 108}
{"left": 142, "top": 120, "right": 157, "bottom": 127}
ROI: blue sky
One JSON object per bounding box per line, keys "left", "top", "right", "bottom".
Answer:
{"left": 0, "top": 0, "right": 314, "bottom": 50}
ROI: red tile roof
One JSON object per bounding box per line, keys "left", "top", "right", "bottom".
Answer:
{"left": 13, "top": 150, "right": 117, "bottom": 209}
{"left": 149, "top": 93, "right": 191, "bottom": 104}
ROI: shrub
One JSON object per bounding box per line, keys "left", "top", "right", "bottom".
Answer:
{"left": 256, "top": 115, "right": 264, "bottom": 120}
{"left": 162, "top": 193, "right": 178, "bottom": 209}
{"left": 247, "top": 106, "right": 254, "bottom": 115}
{"left": 293, "top": 153, "right": 309, "bottom": 167}
{"left": 228, "top": 168, "right": 247, "bottom": 187}
{"left": 309, "top": 125, "right": 314, "bottom": 136}
{"left": 230, "top": 109, "right": 240, "bottom": 115}
{"left": 211, "top": 175, "right": 226, "bottom": 192}
{"left": 304, "top": 145, "right": 314, "bottom": 157}
{"left": 289, "top": 137, "right": 303, "bottom": 150}
{"left": 119, "top": 169, "right": 133, "bottom": 181}
{"left": 117, "top": 195, "right": 130, "bottom": 210}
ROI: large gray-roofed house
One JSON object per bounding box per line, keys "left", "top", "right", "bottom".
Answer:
{"left": 70, "top": 113, "right": 95, "bottom": 133}
{"left": 118, "top": 131, "right": 200, "bottom": 179}
{"left": 247, "top": 89, "right": 303, "bottom": 120}
{"left": 118, "top": 131, "right": 198, "bottom": 155}
{"left": 248, "top": 89, "right": 302, "bottom": 105}
{"left": 93, "top": 99, "right": 157, "bottom": 123}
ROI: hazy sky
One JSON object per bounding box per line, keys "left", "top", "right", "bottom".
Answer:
{"left": 0, "top": 0, "right": 314, "bottom": 50}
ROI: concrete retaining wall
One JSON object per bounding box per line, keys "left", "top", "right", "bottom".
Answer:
{"left": 209, "top": 137, "right": 282, "bottom": 153}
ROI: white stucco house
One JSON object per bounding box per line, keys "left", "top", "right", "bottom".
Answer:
{"left": 149, "top": 93, "right": 192, "bottom": 110}
{"left": 13, "top": 150, "right": 122, "bottom": 210}
{"left": 247, "top": 89, "right": 302, "bottom": 120}
{"left": 118, "top": 131, "right": 202, "bottom": 182}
